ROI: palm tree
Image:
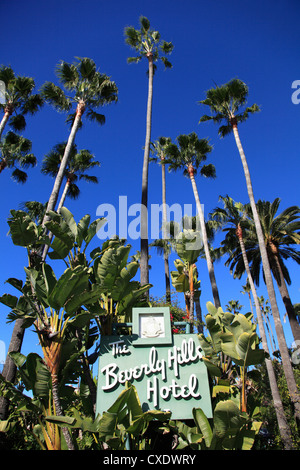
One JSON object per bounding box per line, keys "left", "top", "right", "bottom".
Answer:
{"left": 150, "top": 136, "right": 172, "bottom": 301}
{"left": 225, "top": 299, "right": 243, "bottom": 314}
{"left": 0, "top": 65, "right": 43, "bottom": 140}
{"left": 21, "top": 200, "right": 47, "bottom": 225}
{"left": 41, "top": 142, "right": 100, "bottom": 212}
{"left": 124, "top": 16, "right": 173, "bottom": 287}
{"left": 210, "top": 194, "right": 295, "bottom": 448}
{"left": 0, "top": 131, "right": 36, "bottom": 183}
{"left": 241, "top": 281, "right": 254, "bottom": 315}
{"left": 225, "top": 198, "right": 300, "bottom": 343}
{"left": 40, "top": 57, "right": 117, "bottom": 232}
{"left": 166, "top": 132, "right": 221, "bottom": 309}
{"left": 199, "top": 78, "right": 300, "bottom": 425}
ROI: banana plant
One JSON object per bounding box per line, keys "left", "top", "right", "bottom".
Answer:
{"left": 171, "top": 402, "right": 261, "bottom": 450}
{"left": 170, "top": 259, "right": 201, "bottom": 320}
{"left": 0, "top": 261, "right": 103, "bottom": 450}
{"left": 198, "top": 302, "right": 265, "bottom": 413}
{"left": 0, "top": 342, "right": 98, "bottom": 450}
{"left": 44, "top": 206, "right": 106, "bottom": 267}
{"left": 45, "top": 382, "right": 171, "bottom": 450}
{"left": 169, "top": 226, "right": 202, "bottom": 326}
{"left": 7, "top": 209, "right": 51, "bottom": 268}
{"left": 91, "top": 239, "right": 152, "bottom": 334}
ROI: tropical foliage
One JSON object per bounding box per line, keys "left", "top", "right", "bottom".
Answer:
{"left": 0, "top": 16, "right": 299, "bottom": 452}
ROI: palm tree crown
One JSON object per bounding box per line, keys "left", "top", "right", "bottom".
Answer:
{"left": 224, "top": 198, "right": 300, "bottom": 285}
{"left": 124, "top": 16, "right": 173, "bottom": 69}
{"left": 199, "top": 78, "right": 260, "bottom": 137}
{"left": 0, "top": 131, "right": 36, "bottom": 183}
{"left": 0, "top": 65, "right": 43, "bottom": 139}
{"left": 41, "top": 57, "right": 118, "bottom": 125}
{"left": 42, "top": 142, "right": 100, "bottom": 201}
{"left": 166, "top": 132, "right": 215, "bottom": 177}
{"left": 222, "top": 198, "right": 300, "bottom": 343}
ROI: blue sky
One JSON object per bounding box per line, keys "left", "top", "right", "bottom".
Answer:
{"left": 0, "top": 0, "right": 299, "bottom": 361}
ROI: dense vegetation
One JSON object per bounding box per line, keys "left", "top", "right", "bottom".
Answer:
{"left": 0, "top": 16, "right": 299, "bottom": 451}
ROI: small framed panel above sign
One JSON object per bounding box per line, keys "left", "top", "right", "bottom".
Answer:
{"left": 96, "top": 333, "right": 213, "bottom": 420}
{"left": 132, "top": 307, "right": 172, "bottom": 346}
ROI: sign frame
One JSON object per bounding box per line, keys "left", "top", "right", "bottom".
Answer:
{"left": 132, "top": 307, "right": 172, "bottom": 346}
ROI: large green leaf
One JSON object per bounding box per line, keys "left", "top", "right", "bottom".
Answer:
{"left": 60, "top": 207, "right": 78, "bottom": 238}
{"left": 213, "top": 400, "right": 243, "bottom": 440}
{"left": 64, "top": 284, "right": 104, "bottom": 316}
{"left": 47, "top": 265, "right": 90, "bottom": 310}
{"left": 9, "top": 352, "right": 50, "bottom": 399}
{"left": 76, "top": 213, "right": 91, "bottom": 247}
{"left": 95, "top": 245, "right": 132, "bottom": 290}
{"left": 0, "top": 293, "right": 18, "bottom": 309}
{"left": 174, "top": 230, "right": 201, "bottom": 264}
{"left": 192, "top": 408, "right": 213, "bottom": 448}
{"left": 84, "top": 218, "right": 106, "bottom": 248}
{"left": 8, "top": 210, "right": 39, "bottom": 246}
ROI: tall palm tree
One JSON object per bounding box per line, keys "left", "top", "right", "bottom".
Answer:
{"left": 41, "top": 142, "right": 100, "bottom": 212}
{"left": 241, "top": 281, "right": 254, "bottom": 315}
{"left": 199, "top": 78, "right": 300, "bottom": 425}
{"left": 150, "top": 136, "right": 172, "bottom": 301}
{"left": 0, "top": 131, "right": 36, "bottom": 183}
{"left": 124, "top": 16, "right": 173, "bottom": 287}
{"left": 225, "top": 198, "right": 300, "bottom": 343}
{"left": 210, "top": 194, "right": 295, "bottom": 448}
{"left": 166, "top": 132, "right": 221, "bottom": 309}
{"left": 0, "top": 65, "right": 43, "bottom": 140}
{"left": 40, "top": 57, "right": 117, "bottom": 232}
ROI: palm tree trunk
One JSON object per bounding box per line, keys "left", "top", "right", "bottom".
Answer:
{"left": 57, "top": 179, "right": 70, "bottom": 213}
{"left": 41, "top": 102, "right": 85, "bottom": 261}
{"left": 140, "top": 54, "right": 153, "bottom": 287}
{"left": 232, "top": 121, "right": 300, "bottom": 425}
{"left": 42, "top": 102, "right": 84, "bottom": 226}
{"left": 43, "top": 179, "right": 71, "bottom": 254}
{"left": 237, "top": 225, "right": 295, "bottom": 449}
{"left": 195, "top": 296, "right": 203, "bottom": 334}
{"left": 188, "top": 165, "right": 221, "bottom": 308}
{"left": 0, "top": 106, "right": 12, "bottom": 140}
{"left": 270, "top": 252, "right": 300, "bottom": 343}
{"left": 0, "top": 319, "right": 25, "bottom": 420}
{"left": 161, "top": 157, "right": 171, "bottom": 302}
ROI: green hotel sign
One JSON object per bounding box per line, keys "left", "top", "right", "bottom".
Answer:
{"left": 96, "top": 308, "right": 212, "bottom": 420}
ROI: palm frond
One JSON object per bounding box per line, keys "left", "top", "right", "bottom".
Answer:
{"left": 218, "top": 124, "right": 233, "bottom": 138}
{"left": 56, "top": 61, "right": 79, "bottom": 90}
{"left": 140, "top": 16, "right": 151, "bottom": 33}
{"left": 21, "top": 93, "right": 44, "bottom": 115}
{"left": 9, "top": 114, "right": 26, "bottom": 132}
{"left": 0, "top": 65, "right": 15, "bottom": 86}
{"left": 67, "top": 182, "right": 80, "bottom": 200}
{"left": 11, "top": 168, "right": 27, "bottom": 184}
{"left": 40, "top": 81, "right": 71, "bottom": 112}
{"left": 160, "top": 57, "right": 172, "bottom": 69}
{"left": 79, "top": 174, "right": 98, "bottom": 184}
{"left": 127, "top": 56, "right": 142, "bottom": 64}
{"left": 124, "top": 26, "right": 141, "bottom": 48}
{"left": 86, "top": 109, "right": 105, "bottom": 126}
{"left": 13, "top": 76, "right": 35, "bottom": 98}
{"left": 18, "top": 153, "right": 36, "bottom": 169}
{"left": 77, "top": 57, "right": 97, "bottom": 80}
{"left": 200, "top": 163, "right": 216, "bottom": 179}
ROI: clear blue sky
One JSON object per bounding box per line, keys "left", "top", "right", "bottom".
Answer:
{"left": 0, "top": 0, "right": 299, "bottom": 361}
